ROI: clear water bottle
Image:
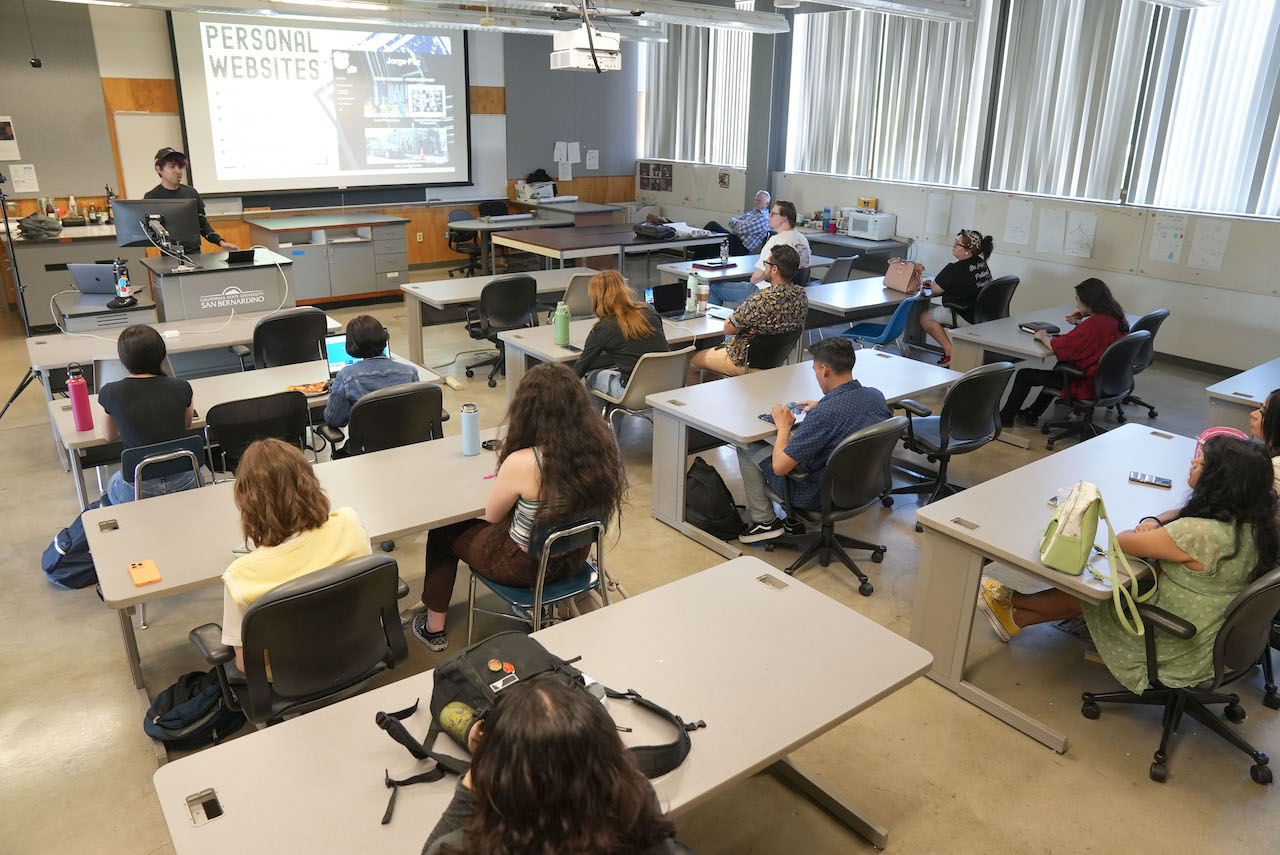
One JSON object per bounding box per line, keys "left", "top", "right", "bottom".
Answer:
{"left": 719, "top": 239, "right": 730, "bottom": 265}
{"left": 685, "top": 274, "right": 698, "bottom": 312}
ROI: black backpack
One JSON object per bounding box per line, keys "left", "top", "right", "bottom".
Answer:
{"left": 684, "top": 458, "right": 745, "bottom": 540}
{"left": 375, "top": 631, "right": 704, "bottom": 823}
{"left": 143, "top": 669, "right": 247, "bottom": 748}
{"left": 40, "top": 499, "right": 103, "bottom": 589}
{"left": 634, "top": 221, "right": 677, "bottom": 241}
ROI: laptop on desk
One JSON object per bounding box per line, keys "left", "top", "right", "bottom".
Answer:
{"left": 68, "top": 263, "right": 118, "bottom": 295}
{"left": 323, "top": 333, "right": 391, "bottom": 379}
{"left": 648, "top": 282, "right": 704, "bottom": 321}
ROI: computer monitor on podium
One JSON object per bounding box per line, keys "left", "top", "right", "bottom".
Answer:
{"left": 113, "top": 198, "right": 201, "bottom": 255}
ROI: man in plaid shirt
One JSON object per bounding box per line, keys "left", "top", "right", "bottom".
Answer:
{"left": 705, "top": 190, "right": 772, "bottom": 255}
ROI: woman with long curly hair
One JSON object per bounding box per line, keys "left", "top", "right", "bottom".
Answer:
{"left": 424, "top": 675, "right": 678, "bottom": 855}
{"left": 574, "top": 270, "right": 669, "bottom": 399}
{"left": 410, "top": 362, "right": 626, "bottom": 652}
{"left": 978, "top": 436, "right": 1280, "bottom": 695}
{"left": 220, "top": 438, "right": 371, "bottom": 672}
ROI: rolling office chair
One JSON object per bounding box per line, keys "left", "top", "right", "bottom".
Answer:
{"left": 446, "top": 209, "right": 482, "bottom": 278}
{"left": 819, "top": 256, "right": 857, "bottom": 284}
{"left": 743, "top": 329, "right": 802, "bottom": 371}
{"left": 542, "top": 271, "right": 599, "bottom": 321}
{"left": 1041, "top": 331, "right": 1150, "bottom": 450}
{"left": 764, "top": 416, "right": 908, "bottom": 596}
{"left": 795, "top": 267, "right": 812, "bottom": 287}
{"left": 1114, "top": 309, "right": 1170, "bottom": 420}
{"left": 189, "top": 554, "right": 411, "bottom": 727}
{"left": 467, "top": 515, "right": 610, "bottom": 643}
{"left": 478, "top": 200, "right": 509, "bottom": 217}
{"left": 891, "top": 363, "right": 1016, "bottom": 529}
{"left": 230, "top": 307, "right": 328, "bottom": 371}
{"left": 204, "top": 390, "right": 311, "bottom": 476}
{"left": 840, "top": 293, "right": 927, "bottom": 349}
{"left": 1080, "top": 564, "right": 1280, "bottom": 785}
{"left": 590, "top": 347, "right": 696, "bottom": 436}
{"left": 972, "top": 275, "right": 1020, "bottom": 324}
{"left": 464, "top": 275, "right": 539, "bottom": 388}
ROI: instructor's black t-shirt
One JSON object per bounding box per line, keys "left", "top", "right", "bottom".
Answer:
{"left": 97, "top": 376, "right": 193, "bottom": 449}
{"left": 143, "top": 183, "right": 223, "bottom": 254}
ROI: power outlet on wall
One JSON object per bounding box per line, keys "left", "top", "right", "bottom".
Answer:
{"left": 416, "top": 231, "right": 423, "bottom": 242}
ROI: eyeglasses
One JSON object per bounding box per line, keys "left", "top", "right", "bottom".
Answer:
{"left": 769, "top": 210, "right": 782, "bottom": 217}
{"left": 761, "top": 260, "right": 776, "bottom": 270}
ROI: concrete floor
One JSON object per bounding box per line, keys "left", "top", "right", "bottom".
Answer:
{"left": 2, "top": 274, "right": 1276, "bottom": 854}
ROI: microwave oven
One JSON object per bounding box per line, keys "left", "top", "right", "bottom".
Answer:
{"left": 845, "top": 212, "right": 896, "bottom": 241}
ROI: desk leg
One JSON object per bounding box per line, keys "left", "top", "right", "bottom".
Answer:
{"left": 406, "top": 294, "right": 425, "bottom": 367}
{"left": 503, "top": 346, "right": 532, "bottom": 407}
{"left": 949, "top": 340, "right": 984, "bottom": 373}
{"left": 911, "top": 532, "right": 1069, "bottom": 753}
{"left": 770, "top": 758, "right": 888, "bottom": 850}
{"left": 72, "top": 452, "right": 90, "bottom": 510}
{"left": 650, "top": 412, "right": 742, "bottom": 560}
{"left": 118, "top": 607, "right": 145, "bottom": 690}
{"left": 42, "top": 370, "right": 71, "bottom": 472}
{"left": 482, "top": 233, "right": 494, "bottom": 275}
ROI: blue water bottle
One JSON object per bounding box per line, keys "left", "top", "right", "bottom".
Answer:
{"left": 461, "top": 402, "right": 480, "bottom": 456}
{"left": 822, "top": 205, "right": 831, "bottom": 231}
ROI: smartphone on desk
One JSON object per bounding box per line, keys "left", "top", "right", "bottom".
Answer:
{"left": 562, "top": 344, "right": 581, "bottom": 353}
{"left": 1129, "top": 471, "right": 1173, "bottom": 489}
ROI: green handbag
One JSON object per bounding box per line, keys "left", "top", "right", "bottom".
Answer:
{"left": 1040, "top": 480, "right": 1155, "bottom": 635}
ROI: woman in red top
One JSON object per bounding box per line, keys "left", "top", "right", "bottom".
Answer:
{"left": 999, "top": 278, "right": 1129, "bottom": 428}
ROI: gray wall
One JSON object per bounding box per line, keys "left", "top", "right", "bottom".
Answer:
{"left": 0, "top": 2, "right": 115, "bottom": 200}
{"left": 503, "top": 35, "right": 638, "bottom": 179}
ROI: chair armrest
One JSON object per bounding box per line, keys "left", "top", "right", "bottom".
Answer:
{"left": 1137, "top": 604, "right": 1196, "bottom": 640}
{"left": 189, "top": 623, "right": 235, "bottom": 665}
{"left": 229, "top": 344, "right": 250, "bottom": 358}
{"left": 1054, "top": 363, "right": 1086, "bottom": 379}
{"left": 894, "top": 399, "right": 932, "bottom": 418}
{"left": 440, "top": 408, "right": 450, "bottom": 422}
{"left": 785, "top": 469, "right": 811, "bottom": 482}
{"left": 317, "top": 424, "right": 344, "bottom": 445}
{"left": 397, "top": 577, "right": 410, "bottom": 600}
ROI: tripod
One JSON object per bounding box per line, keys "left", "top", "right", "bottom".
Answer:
{"left": 0, "top": 171, "right": 36, "bottom": 424}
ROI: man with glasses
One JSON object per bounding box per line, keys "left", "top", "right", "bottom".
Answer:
{"left": 709, "top": 200, "right": 811, "bottom": 307}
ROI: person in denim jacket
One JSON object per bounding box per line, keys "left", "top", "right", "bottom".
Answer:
{"left": 323, "top": 315, "right": 418, "bottom": 431}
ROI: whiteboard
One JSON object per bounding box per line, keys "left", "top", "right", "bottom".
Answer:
{"left": 113, "top": 112, "right": 182, "bottom": 199}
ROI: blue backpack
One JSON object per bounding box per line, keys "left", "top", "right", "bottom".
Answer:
{"left": 40, "top": 500, "right": 104, "bottom": 589}
{"left": 144, "top": 670, "right": 247, "bottom": 748}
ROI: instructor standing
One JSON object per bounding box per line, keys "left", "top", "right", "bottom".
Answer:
{"left": 144, "top": 147, "right": 238, "bottom": 254}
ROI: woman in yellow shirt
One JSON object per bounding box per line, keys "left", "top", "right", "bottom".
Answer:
{"left": 220, "top": 439, "right": 370, "bottom": 672}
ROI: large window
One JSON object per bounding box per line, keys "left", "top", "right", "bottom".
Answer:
{"left": 637, "top": 2, "right": 755, "bottom": 168}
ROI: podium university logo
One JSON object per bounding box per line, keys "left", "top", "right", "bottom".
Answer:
{"left": 201, "top": 285, "right": 267, "bottom": 310}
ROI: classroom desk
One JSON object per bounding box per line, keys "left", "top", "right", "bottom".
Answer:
{"left": 647, "top": 355, "right": 961, "bottom": 559}
{"left": 913, "top": 423, "right": 1195, "bottom": 753}
{"left": 948, "top": 305, "right": 1142, "bottom": 374}
{"left": 399, "top": 267, "right": 596, "bottom": 366}
{"left": 491, "top": 224, "right": 726, "bottom": 276}
{"left": 445, "top": 215, "right": 571, "bottom": 275}
{"left": 24, "top": 311, "right": 342, "bottom": 472}
{"left": 497, "top": 314, "right": 728, "bottom": 405}
{"left": 803, "top": 276, "right": 916, "bottom": 321}
{"left": 654, "top": 253, "right": 836, "bottom": 285}
{"left": 1205, "top": 356, "right": 1279, "bottom": 431}
{"left": 510, "top": 198, "right": 621, "bottom": 226}
{"left": 153, "top": 556, "right": 933, "bottom": 853}
{"left": 87, "top": 429, "right": 500, "bottom": 713}
{"left": 50, "top": 359, "right": 440, "bottom": 509}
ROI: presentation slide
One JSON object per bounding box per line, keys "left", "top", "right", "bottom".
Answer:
{"left": 169, "top": 13, "right": 470, "bottom": 193}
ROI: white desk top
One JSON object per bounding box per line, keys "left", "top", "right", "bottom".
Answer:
{"left": 401, "top": 267, "right": 596, "bottom": 309}
{"left": 656, "top": 254, "right": 837, "bottom": 282}
{"left": 1205, "top": 356, "right": 1280, "bottom": 408}
{"left": 89, "top": 428, "right": 499, "bottom": 610}
{"left": 804, "top": 277, "right": 913, "bottom": 316}
{"left": 646, "top": 354, "right": 960, "bottom": 445}
{"left": 153, "top": 556, "right": 931, "bottom": 855}
{"left": 795, "top": 228, "right": 908, "bottom": 251}
{"left": 50, "top": 359, "right": 439, "bottom": 451}
{"left": 444, "top": 216, "right": 566, "bottom": 232}
{"left": 499, "top": 314, "right": 726, "bottom": 363}
{"left": 25, "top": 311, "right": 342, "bottom": 372}
{"left": 950, "top": 305, "right": 1143, "bottom": 361}
{"left": 917, "top": 424, "right": 1196, "bottom": 602}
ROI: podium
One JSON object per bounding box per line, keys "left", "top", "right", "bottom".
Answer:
{"left": 143, "top": 250, "right": 293, "bottom": 322}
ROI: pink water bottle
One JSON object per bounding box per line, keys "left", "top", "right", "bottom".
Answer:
{"left": 67, "top": 363, "right": 94, "bottom": 432}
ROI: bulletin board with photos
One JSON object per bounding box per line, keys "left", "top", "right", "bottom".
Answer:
{"left": 638, "top": 161, "right": 673, "bottom": 192}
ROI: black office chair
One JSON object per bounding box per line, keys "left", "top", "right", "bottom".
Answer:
{"left": 795, "top": 267, "right": 812, "bottom": 287}
{"left": 478, "top": 200, "right": 509, "bottom": 217}
{"left": 973, "top": 275, "right": 1020, "bottom": 324}
{"left": 446, "top": 209, "right": 482, "bottom": 278}
{"left": 120, "top": 434, "right": 207, "bottom": 498}
{"left": 1081, "top": 564, "right": 1280, "bottom": 785}
{"left": 204, "top": 390, "right": 310, "bottom": 475}
{"left": 230, "top": 307, "right": 328, "bottom": 371}
{"left": 744, "top": 329, "right": 802, "bottom": 371}
{"left": 819, "top": 256, "right": 857, "bottom": 284}
{"left": 464, "top": 274, "right": 539, "bottom": 388}
{"left": 189, "top": 554, "right": 410, "bottom": 727}
{"left": 1114, "top": 309, "right": 1170, "bottom": 420}
{"left": 1041, "top": 331, "right": 1151, "bottom": 450}
{"left": 891, "top": 362, "right": 1016, "bottom": 529}
{"left": 764, "top": 416, "right": 908, "bottom": 596}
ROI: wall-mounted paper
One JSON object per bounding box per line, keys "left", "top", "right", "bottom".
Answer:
{"left": 948, "top": 195, "right": 976, "bottom": 236}
{"left": 585, "top": 149, "right": 599, "bottom": 170}
{"left": 558, "top": 161, "right": 573, "bottom": 182}
{"left": 925, "top": 190, "right": 951, "bottom": 236}
{"left": 1149, "top": 212, "right": 1188, "bottom": 263}
{"left": 567, "top": 142, "right": 581, "bottom": 164}
{"left": 553, "top": 141, "right": 567, "bottom": 163}
{"left": 1004, "top": 199, "right": 1033, "bottom": 245}
{"left": 0, "top": 117, "right": 20, "bottom": 161}
{"left": 1036, "top": 208, "right": 1066, "bottom": 255}
{"left": 1187, "top": 219, "right": 1230, "bottom": 271}
{"left": 1064, "top": 211, "right": 1097, "bottom": 258}
{"left": 9, "top": 163, "right": 38, "bottom": 193}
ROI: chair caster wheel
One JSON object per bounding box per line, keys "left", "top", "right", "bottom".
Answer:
{"left": 1252, "top": 764, "right": 1274, "bottom": 784}
{"left": 380, "top": 540, "right": 395, "bottom": 553}
{"left": 857, "top": 581, "right": 874, "bottom": 597}
{"left": 915, "top": 523, "right": 924, "bottom": 533}
{"left": 1046, "top": 440, "right": 1056, "bottom": 450}
{"left": 1149, "top": 762, "right": 1168, "bottom": 783}
{"left": 1148, "top": 410, "right": 1158, "bottom": 419}
{"left": 1117, "top": 415, "right": 1127, "bottom": 425}
{"left": 465, "top": 368, "right": 475, "bottom": 378}
{"left": 881, "top": 496, "right": 894, "bottom": 507}
{"left": 764, "top": 543, "right": 776, "bottom": 552}
{"left": 1081, "top": 701, "right": 1100, "bottom": 720}
{"left": 1263, "top": 693, "right": 1280, "bottom": 711}
{"left": 871, "top": 549, "right": 885, "bottom": 564}
{"left": 488, "top": 378, "right": 497, "bottom": 388}
{"left": 1225, "top": 703, "right": 1247, "bottom": 723}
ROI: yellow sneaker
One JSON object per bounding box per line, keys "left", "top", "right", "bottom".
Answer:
{"left": 978, "top": 577, "right": 1020, "bottom": 642}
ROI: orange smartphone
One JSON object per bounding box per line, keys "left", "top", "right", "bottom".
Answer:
{"left": 128, "top": 559, "right": 162, "bottom": 587}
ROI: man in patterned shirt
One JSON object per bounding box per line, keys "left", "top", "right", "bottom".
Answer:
{"left": 689, "top": 244, "right": 808, "bottom": 379}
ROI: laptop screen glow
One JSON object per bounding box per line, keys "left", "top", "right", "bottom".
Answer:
{"left": 324, "top": 334, "right": 389, "bottom": 376}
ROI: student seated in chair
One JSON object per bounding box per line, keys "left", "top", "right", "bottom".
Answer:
{"left": 423, "top": 674, "right": 678, "bottom": 855}
{"left": 689, "top": 244, "right": 808, "bottom": 380}
{"left": 732, "top": 337, "right": 891, "bottom": 543}
{"left": 221, "top": 439, "right": 371, "bottom": 672}
{"left": 1248, "top": 388, "right": 1280, "bottom": 502}
{"left": 978, "top": 437, "right": 1279, "bottom": 697}
{"left": 324, "top": 314, "right": 418, "bottom": 436}
{"left": 918, "top": 229, "right": 994, "bottom": 367}
{"left": 708, "top": 200, "right": 812, "bottom": 307}
{"left": 408, "top": 362, "right": 625, "bottom": 653}
{"left": 573, "top": 270, "right": 669, "bottom": 399}
{"left": 99, "top": 324, "right": 197, "bottom": 505}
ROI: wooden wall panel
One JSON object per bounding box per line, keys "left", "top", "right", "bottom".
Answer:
{"left": 469, "top": 86, "right": 506, "bottom": 115}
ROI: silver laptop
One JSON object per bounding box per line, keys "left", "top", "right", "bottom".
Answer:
{"left": 324, "top": 333, "right": 391, "bottom": 378}
{"left": 68, "top": 263, "right": 118, "bottom": 295}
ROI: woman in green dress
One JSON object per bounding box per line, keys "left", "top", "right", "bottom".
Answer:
{"left": 978, "top": 436, "right": 1280, "bottom": 694}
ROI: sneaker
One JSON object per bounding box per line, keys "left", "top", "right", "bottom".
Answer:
{"left": 938, "top": 355, "right": 951, "bottom": 367}
{"left": 977, "top": 577, "right": 1020, "bottom": 642}
{"left": 1015, "top": 409, "right": 1040, "bottom": 428}
{"left": 411, "top": 612, "right": 449, "bottom": 652}
{"left": 781, "top": 516, "right": 806, "bottom": 536}
{"left": 399, "top": 601, "right": 428, "bottom": 627}
{"left": 740, "top": 518, "right": 786, "bottom": 544}
{"left": 999, "top": 411, "right": 1016, "bottom": 428}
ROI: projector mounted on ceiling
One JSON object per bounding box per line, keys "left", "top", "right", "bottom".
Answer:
{"left": 551, "top": 24, "right": 622, "bottom": 71}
